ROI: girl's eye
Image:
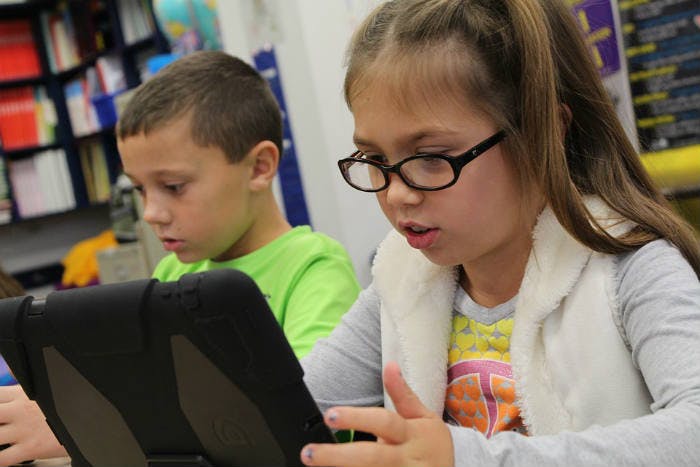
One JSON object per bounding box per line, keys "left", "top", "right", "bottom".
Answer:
{"left": 364, "top": 154, "right": 387, "bottom": 164}
{"left": 420, "top": 156, "right": 445, "bottom": 166}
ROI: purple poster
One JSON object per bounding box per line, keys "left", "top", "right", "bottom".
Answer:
{"left": 571, "top": 1, "right": 621, "bottom": 78}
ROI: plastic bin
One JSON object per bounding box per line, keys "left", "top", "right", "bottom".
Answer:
{"left": 92, "top": 92, "right": 120, "bottom": 128}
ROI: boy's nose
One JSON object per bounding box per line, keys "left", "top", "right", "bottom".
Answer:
{"left": 384, "top": 173, "right": 422, "bottom": 206}
{"left": 142, "top": 200, "right": 171, "bottom": 225}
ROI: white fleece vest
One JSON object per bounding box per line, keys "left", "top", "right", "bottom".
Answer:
{"left": 372, "top": 201, "right": 653, "bottom": 435}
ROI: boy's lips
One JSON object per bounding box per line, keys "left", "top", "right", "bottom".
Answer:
{"left": 160, "top": 238, "right": 185, "bottom": 252}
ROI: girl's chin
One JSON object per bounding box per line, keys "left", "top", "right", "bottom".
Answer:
{"left": 418, "top": 249, "right": 461, "bottom": 267}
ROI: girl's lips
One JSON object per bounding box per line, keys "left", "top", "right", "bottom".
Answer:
{"left": 403, "top": 226, "right": 439, "bottom": 249}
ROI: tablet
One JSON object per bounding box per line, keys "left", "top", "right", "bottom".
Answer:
{"left": 0, "top": 269, "right": 335, "bottom": 467}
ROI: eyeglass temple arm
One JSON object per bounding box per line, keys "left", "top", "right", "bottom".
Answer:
{"left": 455, "top": 131, "right": 507, "bottom": 169}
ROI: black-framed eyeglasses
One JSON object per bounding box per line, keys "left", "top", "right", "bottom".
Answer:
{"left": 337, "top": 131, "right": 506, "bottom": 192}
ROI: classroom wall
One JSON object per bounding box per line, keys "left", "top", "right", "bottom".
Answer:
{"left": 216, "top": 0, "right": 391, "bottom": 286}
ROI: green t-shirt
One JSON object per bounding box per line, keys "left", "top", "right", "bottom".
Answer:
{"left": 152, "top": 226, "right": 360, "bottom": 358}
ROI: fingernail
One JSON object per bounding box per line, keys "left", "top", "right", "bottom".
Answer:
{"left": 326, "top": 409, "right": 339, "bottom": 424}
{"left": 303, "top": 447, "right": 313, "bottom": 460}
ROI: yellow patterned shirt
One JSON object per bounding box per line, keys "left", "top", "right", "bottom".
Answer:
{"left": 444, "top": 288, "right": 527, "bottom": 438}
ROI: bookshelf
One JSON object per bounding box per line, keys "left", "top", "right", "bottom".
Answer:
{"left": 0, "top": 0, "right": 168, "bottom": 288}
{"left": 0, "top": 0, "right": 168, "bottom": 223}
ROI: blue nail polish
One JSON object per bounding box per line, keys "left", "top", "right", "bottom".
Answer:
{"left": 327, "top": 410, "right": 338, "bottom": 423}
{"left": 303, "top": 447, "right": 313, "bottom": 460}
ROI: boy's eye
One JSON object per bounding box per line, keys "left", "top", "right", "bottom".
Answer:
{"left": 165, "top": 183, "right": 185, "bottom": 193}
{"left": 133, "top": 186, "right": 144, "bottom": 195}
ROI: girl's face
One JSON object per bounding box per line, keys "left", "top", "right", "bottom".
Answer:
{"left": 350, "top": 82, "right": 542, "bottom": 274}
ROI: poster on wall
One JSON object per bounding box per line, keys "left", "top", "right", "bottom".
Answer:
{"left": 617, "top": 0, "right": 700, "bottom": 190}
{"left": 620, "top": 0, "right": 700, "bottom": 151}
{"left": 570, "top": 0, "right": 639, "bottom": 149}
{"left": 253, "top": 46, "right": 310, "bottom": 227}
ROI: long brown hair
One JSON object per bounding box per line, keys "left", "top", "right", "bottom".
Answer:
{"left": 344, "top": 0, "right": 700, "bottom": 277}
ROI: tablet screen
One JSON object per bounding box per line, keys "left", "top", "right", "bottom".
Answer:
{"left": 0, "top": 355, "right": 16, "bottom": 385}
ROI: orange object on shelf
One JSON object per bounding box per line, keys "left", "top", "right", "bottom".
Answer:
{"left": 61, "top": 229, "right": 118, "bottom": 287}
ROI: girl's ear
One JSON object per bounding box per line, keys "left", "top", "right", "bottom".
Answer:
{"left": 247, "top": 140, "right": 280, "bottom": 191}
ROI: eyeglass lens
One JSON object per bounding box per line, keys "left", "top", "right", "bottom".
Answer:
{"left": 344, "top": 156, "right": 455, "bottom": 190}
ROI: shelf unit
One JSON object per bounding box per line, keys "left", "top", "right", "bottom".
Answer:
{"left": 0, "top": 0, "right": 168, "bottom": 289}
{"left": 0, "top": 0, "right": 168, "bottom": 223}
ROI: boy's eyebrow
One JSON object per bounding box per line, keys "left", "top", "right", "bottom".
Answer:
{"left": 151, "top": 169, "right": 191, "bottom": 177}
{"left": 124, "top": 169, "right": 190, "bottom": 179}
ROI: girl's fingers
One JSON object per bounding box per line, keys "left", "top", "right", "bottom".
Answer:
{"left": 0, "top": 398, "right": 20, "bottom": 422}
{"left": 324, "top": 406, "right": 408, "bottom": 445}
{"left": 382, "top": 361, "right": 430, "bottom": 420}
{"left": 0, "top": 442, "right": 28, "bottom": 467}
{"left": 0, "top": 423, "right": 18, "bottom": 444}
{"left": 299, "top": 363, "right": 454, "bottom": 467}
{"left": 301, "top": 440, "right": 400, "bottom": 467}
{"left": 0, "top": 385, "right": 22, "bottom": 404}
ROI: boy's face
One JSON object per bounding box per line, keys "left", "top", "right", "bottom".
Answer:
{"left": 118, "top": 115, "right": 258, "bottom": 263}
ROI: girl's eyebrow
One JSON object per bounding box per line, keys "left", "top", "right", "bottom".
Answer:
{"left": 353, "top": 129, "right": 460, "bottom": 147}
{"left": 352, "top": 135, "right": 373, "bottom": 147}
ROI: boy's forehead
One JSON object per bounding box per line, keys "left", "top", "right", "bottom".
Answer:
{"left": 128, "top": 114, "right": 204, "bottom": 149}
{"left": 119, "top": 115, "right": 229, "bottom": 176}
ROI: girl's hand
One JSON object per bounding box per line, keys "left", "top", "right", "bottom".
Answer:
{"left": 0, "top": 385, "right": 68, "bottom": 466}
{"left": 300, "top": 361, "right": 454, "bottom": 467}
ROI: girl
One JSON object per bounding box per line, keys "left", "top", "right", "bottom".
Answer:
{"left": 300, "top": 0, "right": 700, "bottom": 466}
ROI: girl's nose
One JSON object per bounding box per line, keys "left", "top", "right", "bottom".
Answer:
{"left": 384, "top": 173, "right": 422, "bottom": 206}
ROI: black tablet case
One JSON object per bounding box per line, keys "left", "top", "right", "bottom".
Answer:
{"left": 0, "top": 269, "right": 335, "bottom": 467}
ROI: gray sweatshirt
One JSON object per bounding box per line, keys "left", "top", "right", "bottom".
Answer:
{"left": 302, "top": 239, "right": 700, "bottom": 466}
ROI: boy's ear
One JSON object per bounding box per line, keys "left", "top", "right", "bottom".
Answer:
{"left": 247, "top": 140, "right": 280, "bottom": 191}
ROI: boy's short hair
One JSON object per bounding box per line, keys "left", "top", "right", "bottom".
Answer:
{"left": 117, "top": 51, "right": 283, "bottom": 163}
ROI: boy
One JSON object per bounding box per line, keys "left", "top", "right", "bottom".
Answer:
{"left": 117, "top": 50, "right": 360, "bottom": 359}
{"left": 0, "top": 51, "right": 360, "bottom": 465}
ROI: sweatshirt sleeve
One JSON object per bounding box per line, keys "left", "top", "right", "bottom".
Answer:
{"left": 301, "top": 284, "right": 384, "bottom": 413}
{"left": 448, "top": 239, "right": 700, "bottom": 466}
